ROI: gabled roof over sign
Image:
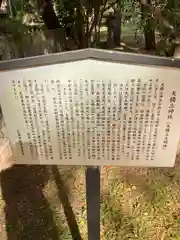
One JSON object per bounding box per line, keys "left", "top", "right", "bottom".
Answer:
{"left": 0, "top": 48, "right": 180, "bottom": 71}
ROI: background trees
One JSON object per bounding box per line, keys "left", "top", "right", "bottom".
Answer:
{"left": 0, "top": 0, "right": 180, "bottom": 57}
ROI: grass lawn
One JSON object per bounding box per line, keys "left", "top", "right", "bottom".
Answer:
{"left": 0, "top": 148, "right": 180, "bottom": 240}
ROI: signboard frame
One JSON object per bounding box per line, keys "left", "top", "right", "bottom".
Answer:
{"left": 0, "top": 48, "right": 180, "bottom": 71}
{"left": 0, "top": 48, "right": 180, "bottom": 167}
{"left": 1, "top": 48, "right": 180, "bottom": 240}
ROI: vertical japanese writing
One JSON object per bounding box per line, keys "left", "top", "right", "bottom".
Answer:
{"left": 163, "top": 90, "right": 176, "bottom": 149}
{"left": 12, "top": 75, "right": 169, "bottom": 164}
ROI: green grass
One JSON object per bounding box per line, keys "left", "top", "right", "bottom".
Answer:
{"left": 100, "top": 163, "right": 180, "bottom": 240}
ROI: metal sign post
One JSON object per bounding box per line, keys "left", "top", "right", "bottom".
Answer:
{"left": 86, "top": 167, "right": 100, "bottom": 240}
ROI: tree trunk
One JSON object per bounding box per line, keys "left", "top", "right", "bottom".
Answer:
{"left": 106, "top": 2, "right": 121, "bottom": 49}
{"left": 107, "top": 15, "right": 114, "bottom": 48}
{"left": 141, "top": 0, "right": 156, "bottom": 50}
{"left": 37, "top": 0, "right": 66, "bottom": 50}
{"left": 113, "top": 4, "right": 121, "bottom": 47}
{"left": 38, "top": 0, "right": 61, "bottom": 30}
{"left": 7, "top": 0, "right": 12, "bottom": 16}
{"left": 167, "top": 0, "right": 175, "bottom": 10}
{"left": 74, "top": 9, "right": 85, "bottom": 48}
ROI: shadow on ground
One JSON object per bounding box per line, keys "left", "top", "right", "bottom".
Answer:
{"left": 0, "top": 165, "right": 82, "bottom": 240}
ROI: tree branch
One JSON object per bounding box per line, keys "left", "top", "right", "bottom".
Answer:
{"left": 140, "top": 0, "right": 174, "bottom": 32}
{"left": 104, "top": 1, "right": 117, "bottom": 12}
{"left": 99, "top": 0, "right": 108, "bottom": 27}
{"left": 87, "top": 1, "right": 102, "bottom": 39}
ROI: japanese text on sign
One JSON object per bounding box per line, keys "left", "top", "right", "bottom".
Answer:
{"left": 0, "top": 59, "right": 180, "bottom": 167}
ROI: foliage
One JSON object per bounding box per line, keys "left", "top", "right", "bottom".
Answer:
{"left": 1, "top": 0, "right": 180, "bottom": 55}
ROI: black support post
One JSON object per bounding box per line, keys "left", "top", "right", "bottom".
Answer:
{"left": 86, "top": 167, "right": 100, "bottom": 240}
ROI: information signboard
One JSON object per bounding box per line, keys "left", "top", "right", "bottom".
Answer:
{"left": 0, "top": 48, "right": 180, "bottom": 167}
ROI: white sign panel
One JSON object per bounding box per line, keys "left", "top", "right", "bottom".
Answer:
{"left": 0, "top": 49, "right": 180, "bottom": 167}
